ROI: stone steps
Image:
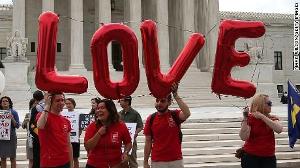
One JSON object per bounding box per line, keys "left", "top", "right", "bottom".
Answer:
{"left": 9, "top": 159, "right": 300, "bottom": 168}
{"left": 18, "top": 70, "right": 281, "bottom": 109}
{"left": 12, "top": 118, "right": 300, "bottom": 168}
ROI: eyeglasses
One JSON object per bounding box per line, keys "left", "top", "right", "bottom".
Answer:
{"left": 266, "top": 101, "right": 272, "bottom": 107}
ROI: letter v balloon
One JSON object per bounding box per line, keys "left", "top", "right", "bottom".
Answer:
{"left": 140, "top": 20, "right": 205, "bottom": 98}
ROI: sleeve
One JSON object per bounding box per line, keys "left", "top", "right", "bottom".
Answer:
{"left": 29, "top": 108, "right": 37, "bottom": 135}
{"left": 22, "top": 113, "right": 29, "bottom": 129}
{"left": 143, "top": 115, "right": 151, "bottom": 136}
{"left": 84, "top": 122, "right": 96, "bottom": 143}
{"left": 175, "top": 109, "right": 185, "bottom": 124}
{"left": 12, "top": 110, "right": 20, "bottom": 128}
{"left": 121, "top": 122, "right": 131, "bottom": 145}
{"left": 66, "top": 118, "right": 71, "bottom": 133}
{"left": 35, "top": 112, "right": 42, "bottom": 122}
{"left": 136, "top": 112, "right": 143, "bottom": 129}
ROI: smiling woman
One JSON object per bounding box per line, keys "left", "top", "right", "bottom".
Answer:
{"left": 84, "top": 99, "right": 132, "bottom": 168}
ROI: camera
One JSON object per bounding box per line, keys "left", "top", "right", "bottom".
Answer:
{"left": 243, "top": 107, "right": 249, "bottom": 118}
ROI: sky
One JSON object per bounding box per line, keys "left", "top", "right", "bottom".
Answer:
{"left": 0, "top": 0, "right": 298, "bottom": 14}
{"left": 219, "top": 0, "right": 298, "bottom": 14}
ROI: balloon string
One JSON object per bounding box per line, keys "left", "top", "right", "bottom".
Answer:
{"left": 15, "top": 14, "right": 276, "bottom": 109}
{"left": 59, "top": 15, "right": 218, "bottom": 37}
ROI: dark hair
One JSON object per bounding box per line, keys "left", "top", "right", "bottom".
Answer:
{"left": 65, "top": 98, "right": 76, "bottom": 108}
{"left": 91, "top": 97, "right": 101, "bottom": 104}
{"left": 0, "top": 96, "right": 13, "bottom": 109}
{"left": 96, "top": 99, "right": 120, "bottom": 125}
{"left": 123, "top": 96, "right": 132, "bottom": 106}
{"left": 49, "top": 92, "right": 65, "bottom": 105}
{"left": 167, "top": 94, "right": 172, "bottom": 102}
{"left": 33, "top": 90, "right": 44, "bottom": 101}
{"left": 90, "top": 97, "right": 101, "bottom": 114}
{"left": 29, "top": 98, "right": 36, "bottom": 110}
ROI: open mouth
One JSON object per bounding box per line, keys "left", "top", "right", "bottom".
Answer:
{"left": 99, "top": 112, "right": 105, "bottom": 118}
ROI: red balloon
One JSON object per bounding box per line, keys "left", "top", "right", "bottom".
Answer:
{"left": 140, "top": 20, "right": 205, "bottom": 98}
{"left": 91, "top": 23, "right": 139, "bottom": 99}
{"left": 211, "top": 19, "right": 265, "bottom": 98}
{"left": 36, "top": 12, "right": 88, "bottom": 94}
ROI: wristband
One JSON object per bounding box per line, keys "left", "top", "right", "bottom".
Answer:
{"left": 97, "top": 131, "right": 102, "bottom": 136}
{"left": 44, "top": 110, "right": 49, "bottom": 113}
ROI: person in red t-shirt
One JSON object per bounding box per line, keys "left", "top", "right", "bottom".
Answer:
{"left": 84, "top": 99, "right": 132, "bottom": 168}
{"left": 143, "top": 83, "right": 191, "bottom": 168}
{"left": 37, "top": 92, "right": 73, "bottom": 168}
{"left": 239, "top": 94, "right": 283, "bottom": 168}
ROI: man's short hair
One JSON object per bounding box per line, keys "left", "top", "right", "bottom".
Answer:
{"left": 124, "top": 96, "right": 132, "bottom": 106}
{"left": 33, "top": 90, "right": 44, "bottom": 101}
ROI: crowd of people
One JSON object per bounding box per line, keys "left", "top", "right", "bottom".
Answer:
{"left": 0, "top": 82, "right": 284, "bottom": 168}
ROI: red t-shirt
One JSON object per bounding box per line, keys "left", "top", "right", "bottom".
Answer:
{"left": 37, "top": 112, "right": 71, "bottom": 167}
{"left": 144, "top": 110, "right": 184, "bottom": 162}
{"left": 243, "top": 114, "right": 278, "bottom": 157}
{"left": 84, "top": 121, "right": 131, "bottom": 168}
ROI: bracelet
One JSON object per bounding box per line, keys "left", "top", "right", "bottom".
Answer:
{"left": 44, "top": 110, "right": 49, "bottom": 113}
{"left": 97, "top": 131, "right": 102, "bottom": 136}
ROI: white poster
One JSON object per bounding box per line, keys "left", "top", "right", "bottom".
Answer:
{"left": 0, "top": 110, "right": 11, "bottom": 140}
{"left": 125, "top": 123, "right": 137, "bottom": 155}
{"left": 62, "top": 111, "right": 80, "bottom": 143}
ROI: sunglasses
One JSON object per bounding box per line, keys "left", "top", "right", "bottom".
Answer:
{"left": 266, "top": 101, "right": 272, "bottom": 107}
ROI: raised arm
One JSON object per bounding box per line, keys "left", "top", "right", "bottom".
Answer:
{"left": 37, "top": 93, "right": 51, "bottom": 129}
{"left": 84, "top": 126, "right": 106, "bottom": 151}
{"left": 252, "top": 112, "right": 283, "bottom": 134}
{"left": 239, "top": 119, "right": 251, "bottom": 141}
{"left": 239, "top": 107, "right": 251, "bottom": 141}
{"left": 172, "top": 83, "right": 190, "bottom": 120}
{"left": 36, "top": 111, "right": 48, "bottom": 129}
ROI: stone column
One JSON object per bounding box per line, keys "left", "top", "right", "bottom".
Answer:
{"left": 12, "top": 0, "right": 25, "bottom": 37}
{"left": 207, "top": 0, "right": 219, "bottom": 72}
{"left": 156, "top": 0, "right": 170, "bottom": 71}
{"left": 194, "top": 0, "right": 208, "bottom": 71}
{"left": 42, "top": 0, "right": 54, "bottom": 12}
{"left": 98, "top": 0, "right": 113, "bottom": 70}
{"left": 69, "top": 0, "right": 87, "bottom": 73}
{"left": 182, "top": 0, "right": 197, "bottom": 70}
{"left": 195, "top": 0, "right": 219, "bottom": 72}
{"left": 124, "top": 0, "right": 143, "bottom": 68}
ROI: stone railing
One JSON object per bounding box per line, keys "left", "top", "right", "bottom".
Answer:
{"left": 0, "top": 4, "right": 12, "bottom": 11}
{"left": 220, "top": 11, "right": 293, "bottom": 26}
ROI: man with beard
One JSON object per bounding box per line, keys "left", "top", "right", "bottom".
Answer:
{"left": 119, "top": 96, "right": 143, "bottom": 168}
{"left": 143, "top": 83, "right": 190, "bottom": 168}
